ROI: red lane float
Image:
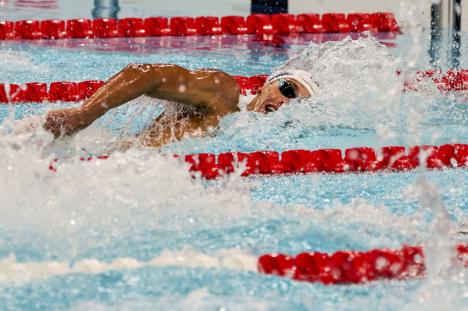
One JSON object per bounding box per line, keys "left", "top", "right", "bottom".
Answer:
{"left": 0, "top": 13, "right": 399, "bottom": 41}
{"left": 0, "top": 80, "right": 105, "bottom": 103}
{"left": 48, "top": 144, "right": 468, "bottom": 177}
{"left": 407, "top": 69, "right": 468, "bottom": 92}
{"left": 184, "top": 144, "right": 468, "bottom": 179}
{"left": 1, "top": 70, "right": 467, "bottom": 104}
{"left": 258, "top": 244, "right": 468, "bottom": 285}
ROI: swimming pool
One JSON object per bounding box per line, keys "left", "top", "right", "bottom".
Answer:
{"left": 0, "top": 1, "right": 467, "bottom": 310}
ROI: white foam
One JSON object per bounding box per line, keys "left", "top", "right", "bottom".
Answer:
{"left": 0, "top": 51, "right": 49, "bottom": 73}
{"left": 0, "top": 248, "right": 257, "bottom": 286}
{"left": 0, "top": 17, "right": 465, "bottom": 309}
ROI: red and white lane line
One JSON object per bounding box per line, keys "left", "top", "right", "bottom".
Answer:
{"left": 1, "top": 69, "right": 467, "bottom": 104}
{"left": 0, "top": 13, "right": 399, "bottom": 41}
{"left": 48, "top": 144, "right": 468, "bottom": 177}
{"left": 1, "top": 245, "right": 466, "bottom": 285}
{"left": 0, "top": 248, "right": 257, "bottom": 285}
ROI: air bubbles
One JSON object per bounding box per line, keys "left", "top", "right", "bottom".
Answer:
{"left": 376, "top": 257, "right": 389, "bottom": 270}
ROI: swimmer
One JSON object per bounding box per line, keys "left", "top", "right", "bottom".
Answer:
{"left": 44, "top": 64, "right": 318, "bottom": 148}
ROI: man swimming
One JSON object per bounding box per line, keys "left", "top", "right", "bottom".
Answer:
{"left": 44, "top": 64, "right": 318, "bottom": 148}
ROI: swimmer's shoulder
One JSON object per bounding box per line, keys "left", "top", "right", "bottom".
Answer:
{"left": 145, "top": 64, "right": 240, "bottom": 115}
{"left": 193, "top": 68, "right": 241, "bottom": 115}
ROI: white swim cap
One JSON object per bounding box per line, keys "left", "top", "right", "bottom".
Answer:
{"left": 267, "top": 69, "right": 319, "bottom": 97}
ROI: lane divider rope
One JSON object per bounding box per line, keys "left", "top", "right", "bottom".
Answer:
{"left": 258, "top": 244, "right": 468, "bottom": 285}
{"left": 48, "top": 144, "right": 468, "bottom": 177}
{"left": 47, "top": 148, "right": 468, "bottom": 287}
{"left": 1, "top": 69, "right": 467, "bottom": 104}
{"left": 0, "top": 13, "right": 400, "bottom": 41}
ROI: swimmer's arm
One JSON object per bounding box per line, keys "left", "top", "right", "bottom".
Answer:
{"left": 45, "top": 64, "right": 240, "bottom": 137}
{"left": 82, "top": 64, "right": 240, "bottom": 117}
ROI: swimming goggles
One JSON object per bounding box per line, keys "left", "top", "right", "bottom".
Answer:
{"left": 278, "top": 78, "right": 297, "bottom": 99}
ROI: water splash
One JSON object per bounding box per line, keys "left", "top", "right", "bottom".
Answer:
{"left": 0, "top": 6, "right": 466, "bottom": 309}
{"left": 0, "top": 50, "right": 50, "bottom": 74}
{"left": 397, "top": 1, "right": 468, "bottom": 309}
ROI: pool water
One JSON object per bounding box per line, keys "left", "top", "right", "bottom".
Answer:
{"left": 0, "top": 1, "right": 467, "bottom": 310}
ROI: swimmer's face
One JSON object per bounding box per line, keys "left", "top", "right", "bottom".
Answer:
{"left": 246, "top": 78, "right": 311, "bottom": 113}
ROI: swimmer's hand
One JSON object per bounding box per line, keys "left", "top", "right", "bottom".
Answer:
{"left": 44, "top": 108, "right": 90, "bottom": 138}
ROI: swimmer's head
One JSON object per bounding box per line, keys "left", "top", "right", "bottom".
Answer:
{"left": 247, "top": 70, "right": 319, "bottom": 113}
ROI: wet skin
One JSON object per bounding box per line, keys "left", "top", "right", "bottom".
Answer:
{"left": 44, "top": 64, "right": 311, "bottom": 148}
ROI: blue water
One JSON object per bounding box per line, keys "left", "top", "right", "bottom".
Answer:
{"left": 0, "top": 2, "right": 467, "bottom": 311}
